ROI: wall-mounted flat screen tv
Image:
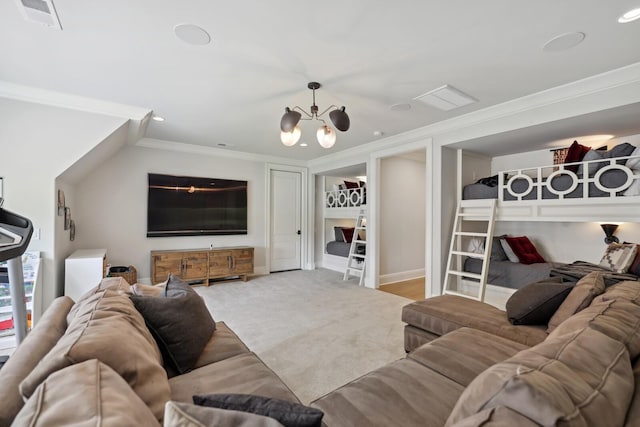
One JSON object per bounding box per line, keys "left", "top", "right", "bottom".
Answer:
{"left": 147, "top": 173, "right": 247, "bottom": 237}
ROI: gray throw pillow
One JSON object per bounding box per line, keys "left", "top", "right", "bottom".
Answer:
{"left": 603, "top": 142, "right": 636, "bottom": 163}
{"left": 576, "top": 149, "right": 605, "bottom": 177}
{"left": 131, "top": 275, "right": 216, "bottom": 374}
{"left": 333, "top": 227, "right": 344, "bottom": 242}
{"left": 490, "top": 235, "right": 509, "bottom": 261}
{"left": 193, "top": 394, "right": 324, "bottom": 427}
{"left": 505, "top": 277, "right": 573, "bottom": 325}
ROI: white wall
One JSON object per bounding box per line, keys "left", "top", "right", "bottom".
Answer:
{"left": 73, "top": 145, "right": 270, "bottom": 282}
{"left": 379, "top": 156, "right": 425, "bottom": 282}
{"left": 0, "top": 97, "right": 127, "bottom": 314}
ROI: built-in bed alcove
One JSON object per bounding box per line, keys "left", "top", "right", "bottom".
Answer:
{"left": 314, "top": 163, "right": 367, "bottom": 274}
{"left": 439, "top": 104, "right": 640, "bottom": 309}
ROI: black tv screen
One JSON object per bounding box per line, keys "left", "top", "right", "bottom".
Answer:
{"left": 147, "top": 173, "right": 247, "bottom": 237}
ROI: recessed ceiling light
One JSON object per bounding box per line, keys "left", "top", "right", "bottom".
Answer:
{"left": 373, "top": 130, "right": 384, "bottom": 137}
{"left": 618, "top": 8, "right": 640, "bottom": 23}
{"left": 174, "top": 24, "right": 211, "bottom": 45}
{"left": 300, "top": 143, "right": 308, "bottom": 147}
{"left": 542, "top": 32, "right": 585, "bottom": 52}
{"left": 390, "top": 103, "right": 411, "bottom": 112}
{"left": 152, "top": 115, "right": 165, "bottom": 122}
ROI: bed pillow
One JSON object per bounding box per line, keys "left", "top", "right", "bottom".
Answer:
{"left": 546, "top": 271, "right": 605, "bottom": 333}
{"left": 626, "top": 243, "right": 640, "bottom": 277}
{"left": 499, "top": 238, "right": 520, "bottom": 263}
{"left": 603, "top": 142, "right": 636, "bottom": 163}
{"left": 333, "top": 227, "right": 345, "bottom": 242}
{"left": 130, "top": 275, "right": 216, "bottom": 374}
{"left": 341, "top": 227, "right": 355, "bottom": 243}
{"left": 563, "top": 140, "right": 590, "bottom": 172}
{"left": 624, "top": 145, "right": 640, "bottom": 196}
{"left": 599, "top": 243, "right": 638, "bottom": 273}
{"left": 502, "top": 236, "right": 545, "bottom": 264}
{"left": 576, "top": 149, "right": 605, "bottom": 176}
{"left": 505, "top": 277, "right": 572, "bottom": 325}
{"left": 343, "top": 181, "right": 359, "bottom": 189}
{"left": 490, "top": 235, "right": 509, "bottom": 261}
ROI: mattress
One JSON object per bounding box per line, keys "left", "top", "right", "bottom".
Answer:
{"left": 326, "top": 241, "right": 365, "bottom": 258}
{"left": 463, "top": 169, "right": 629, "bottom": 200}
{"left": 463, "top": 258, "right": 565, "bottom": 289}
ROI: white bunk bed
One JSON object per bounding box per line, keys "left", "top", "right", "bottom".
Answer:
{"left": 322, "top": 179, "right": 367, "bottom": 273}
{"left": 454, "top": 145, "right": 640, "bottom": 308}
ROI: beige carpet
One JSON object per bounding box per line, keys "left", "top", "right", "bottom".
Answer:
{"left": 195, "top": 269, "right": 411, "bottom": 404}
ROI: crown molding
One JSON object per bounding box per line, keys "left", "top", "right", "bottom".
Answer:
{"left": 0, "top": 80, "right": 151, "bottom": 120}
{"left": 137, "top": 138, "right": 307, "bottom": 166}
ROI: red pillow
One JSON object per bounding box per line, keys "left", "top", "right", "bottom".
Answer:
{"left": 504, "top": 236, "right": 545, "bottom": 264}
{"left": 563, "top": 141, "right": 590, "bottom": 172}
{"left": 341, "top": 227, "right": 355, "bottom": 243}
{"left": 344, "top": 181, "right": 359, "bottom": 189}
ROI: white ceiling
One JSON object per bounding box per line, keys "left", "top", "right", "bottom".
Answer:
{"left": 2, "top": 1, "right": 640, "bottom": 161}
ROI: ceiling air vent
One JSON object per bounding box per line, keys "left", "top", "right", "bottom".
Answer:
{"left": 414, "top": 85, "right": 477, "bottom": 111}
{"left": 16, "top": 0, "right": 62, "bottom": 30}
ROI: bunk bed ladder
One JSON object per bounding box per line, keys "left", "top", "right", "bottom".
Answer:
{"left": 443, "top": 199, "right": 497, "bottom": 302}
{"left": 343, "top": 209, "right": 367, "bottom": 286}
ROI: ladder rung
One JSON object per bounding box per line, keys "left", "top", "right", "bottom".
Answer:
{"left": 353, "top": 239, "right": 366, "bottom": 244}
{"left": 447, "top": 270, "right": 482, "bottom": 280}
{"left": 346, "top": 268, "right": 363, "bottom": 274}
{"left": 454, "top": 232, "right": 488, "bottom": 237}
{"left": 350, "top": 254, "right": 365, "bottom": 259}
{"left": 451, "top": 250, "right": 484, "bottom": 258}
{"left": 458, "top": 212, "right": 491, "bottom": 217}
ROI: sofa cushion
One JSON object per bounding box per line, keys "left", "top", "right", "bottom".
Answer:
{"left": 192, "top": 321, "right": 250, "bottom": 370}
{"left": 311, "top": 358, "right": 464, "bottom": 427}
{"left": 193, "top": 394, "right": 324, "bottom": 427}
{"left": 505, "top": 278, "right": 571, "bottom": 325}
{"left": 164, "top": 401, "right": 284, "bottom": 427}
{"left": 13, "top": 360, "right": 160, "bottom": 427}
{"left": 169, "top": 352, "right": 299, "bottom": 404}
{"left": 20, "top": 289, "right": 170, "bottom": 421}
{"left": 449, "top": 406, "right": 540, "bottom": 427}
{"left": 547, "top": 271, "right": 605, "bottom": 333}
{"left": 408, "top": 327, "right": 528, "bottom": 387}
{"left": 594, "top": 280, "right": 640, "bottom": 305}
{"left": 131, "top": 274, "right": 216, "bottom": 375}
{"left": 0, "top": 296, "right": 74, "bottom": 426}
{"left": 402, "top": 295, "right": 547, "bottom": 346}
{"left": 624, "top": 356, "right": 640, "bottom": 426}
{"left": 446, "top": 327, "right": 634, "bottom": 427}
{"left": 403, "top": 324, "right": 440, "bottom": 353}
{"left": 66, "top": 276, "right": 132, "bottom": 323}
{"left": 548, "top": 298, "right": 640, "bottom": 359}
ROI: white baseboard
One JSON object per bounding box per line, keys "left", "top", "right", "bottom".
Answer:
{"left": 379, "top": 269, "right": 425, "bottom": 285}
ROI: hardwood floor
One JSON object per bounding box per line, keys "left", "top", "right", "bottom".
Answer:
{"left": 378, "top": 277, "right": 425, "bottom": 301}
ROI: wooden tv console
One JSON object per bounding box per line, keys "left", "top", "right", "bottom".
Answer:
{"left": 150, "top": 246, "right": 254, "bottom": 285}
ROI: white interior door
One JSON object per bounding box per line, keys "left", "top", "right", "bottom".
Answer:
{"left": 270, "top": 170, "right": 302, "bottom": 272}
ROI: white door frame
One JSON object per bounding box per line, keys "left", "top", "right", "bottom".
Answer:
{"left": 368, "top": 138, "right": 433, "bottom": 291}
{"left": 266, "top": 164, "right": 308, "bottom": 274}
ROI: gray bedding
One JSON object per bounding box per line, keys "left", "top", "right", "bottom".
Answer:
{"left": 326, "top": 241, "right": 365, "bottom": 258}
{"left": 463, "top": 258, "right": 566, "bottom": 289}
{"left": 463, "top": 169, "right": 629, "bottom": 200}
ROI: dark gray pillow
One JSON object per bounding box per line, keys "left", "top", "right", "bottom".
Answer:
{"left": 333, "top": 227, "right": 344, "bottom": 242}
{"left": 490, "top": 234, "right": 509, "bottom": 261}
{"left": 193, "top": 394, "right": 324, "bottom": 427}
{"left": 505, "top": 277, "right": 573, "bottom": 325}
{"left": 576, "top": 149, "right": 605, "bottom": 176}
{"left": 604, "top": 142, "right": 636, "bottom": 164}
{"left": 131, "top": 275, "right": 216, "bottom": 374}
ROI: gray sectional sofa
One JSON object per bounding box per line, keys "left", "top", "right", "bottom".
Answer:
{"left": 311, "top": 278, "right": 640, "bottom": 426}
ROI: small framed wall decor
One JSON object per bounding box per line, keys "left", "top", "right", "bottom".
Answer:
{"left": 69, "top": 220, "right": 76, "bottom": 241}
{"left": 64, "top": 207, "right": 71, "bottom": 230}
{"left": 57, "top": 190, "right": 65, "bottom": 216}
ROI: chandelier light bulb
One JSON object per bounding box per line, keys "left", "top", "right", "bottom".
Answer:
{"left": 280, "top": 126, "right": 301, "bottom": 146}
{"left": 317, "top": 125, "right": 336, "bottom": 148}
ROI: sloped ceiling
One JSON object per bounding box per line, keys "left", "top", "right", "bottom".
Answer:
{"left": 2, "top": 1, "right": 640, "bottom": 160}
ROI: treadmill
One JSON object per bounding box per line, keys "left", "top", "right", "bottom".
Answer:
{"left": 0, "top": 198, "right": 33, "bottom": 346}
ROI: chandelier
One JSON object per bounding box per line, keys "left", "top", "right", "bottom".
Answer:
{"left": 280, "top": 82, "right": 350, "bottom": 148}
